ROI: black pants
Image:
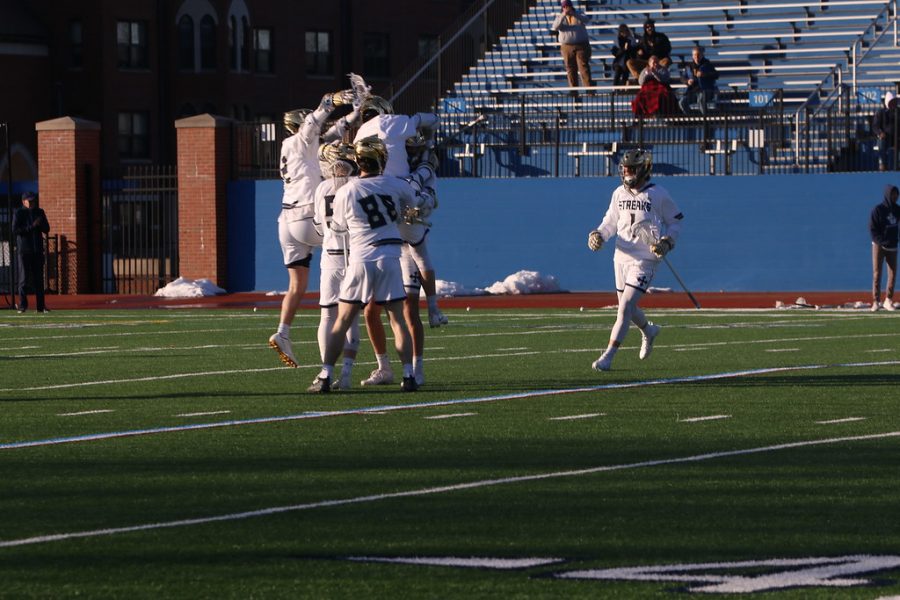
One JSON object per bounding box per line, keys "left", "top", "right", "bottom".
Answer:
{"left": 16, "top": 252, "right": 46, "bottom": 311}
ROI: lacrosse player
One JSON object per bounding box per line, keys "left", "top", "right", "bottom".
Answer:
{"left": 308, "top": 136, "right": 417, "bottom": 393}
{"left": 587, "top": 148, "right": 683, "bottom": 371}
{"left": 269, "top": 91, "right": 354, "bottom": 369}
{"left": 312, "top": 141, "right": 361, "bottom": 388}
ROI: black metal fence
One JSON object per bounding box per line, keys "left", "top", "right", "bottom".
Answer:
{"left": 232, "top": 121, "right": 284, "bottom": 180}
{"left": 101, "top": 165, "right": 178, "bottom": 294}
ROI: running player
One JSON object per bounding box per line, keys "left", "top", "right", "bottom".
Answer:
{"left": 308, "top": 136, "right": 417, "bottom": 393}
{"left": 587, "top": 148, "right": 683, "bottom": 371}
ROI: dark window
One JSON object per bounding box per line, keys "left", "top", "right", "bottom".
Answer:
{"left": 69, "top": 20, "right": 83, "bottom": 68}
{"left": 178, "top": 15, "right": 194, "bottom": 71}
{"left": 116, "top": 21, "right": 148, "bottom": 69}
{"left": 304, "top": 31, "right": 332, "bottom": 76}
{"left": 418, "top": 35, "right": 439, "bottom": 78}
{"left": 229, "top": 16, "right": 237, "bottom": 70}
{"left": 200, "top": 15, "right": 217, "bottom": 70}
{"left": 117, "top": 112, "right": 149, "bottom": 158}
{"left": 241, "top": 17, "right": 250, "bottom": 72}
{"left": 362, "top": 33, "right": 390, "bottom": 78}
{"left": 254, "top": 28, "right": 273, "bottom": 73}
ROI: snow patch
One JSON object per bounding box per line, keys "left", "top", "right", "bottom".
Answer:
{"left": 437, "top": 270, "right": 561, "bottom": 297}
{"left": 154, "top": 277, "right": 226, "bottom": 298}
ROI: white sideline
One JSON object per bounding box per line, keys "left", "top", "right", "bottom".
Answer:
{"left": 1, "top": 429, "right": 897, "bottom": 549}
{"left": 2, "top": 360, "right": 899, "bottom": 451}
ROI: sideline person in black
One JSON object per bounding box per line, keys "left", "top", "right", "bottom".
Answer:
{"left": 869, "top": 184, "right": 900, "bottom": 311}
{"left": 12, "top": 191, "right": 50, "bottom": 313}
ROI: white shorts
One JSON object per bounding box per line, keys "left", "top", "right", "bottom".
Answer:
{"left": 339, "top": 258, "right": 407, "bottom": 305}
{"left": 614, "top": 254, "right": 658, "bottom": 293}
{"left": 278, "top": 212, "right": 322, "bottom": 267}
{"left": 319, "top": 264, "right": 345, "bottom": 307}
{"left": 400, "top": 247, "right": 422, "bottom": 293}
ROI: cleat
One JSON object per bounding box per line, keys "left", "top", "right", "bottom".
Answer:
{"left": 37, "top": 308, "right": 50, "bottom": 314}
{"left": 592, "top": 351, "right": 614, "bottom": 372}
{"left": 268, "top": 333, "right": 299, "bottom": 368}
{"left": 871, "top": 302, "right": 881, "bottom": 312}
{"left": 884, "top": 298, "right": 897, "bottom": 311}
{"left": 428, "top": 309, "right": 449, "bottom": 328}
{"left": 16, "top": 308, "right": 25, "bottom": 314}
{"left": 361, "top": 368, "right": 394, "bottom": 386}
{"left": 639, "top": 322, "right": 660, "bottom": 360}
{"left": 332, "top": 375, "right": 352, "bottom": 391}
{"left": 401, "top": 376, "right": 419, "bottom": 392}
{"left": 307, "top": 376, "right": 331, "bottom": 393}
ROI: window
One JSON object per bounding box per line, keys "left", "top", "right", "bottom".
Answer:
{"left": 229, "top": 16, "right": 237, "bottom": 70}
{"left": 241, "top": 17, "right": 250, "bottom": 72}
{"left": 418, "top": 35, "right": 439, "bottom": 78}
{"left": 254, "top": 28, "right": 273, "bottom": 73}
{"left": 362, "top": 33, "right": 390, "bottom": 78}
{"left": 305, "top": 31, "right": 332, "bottom": 76}
{"left": 199, "top": 15, "right": 217, "bottom": 70}
{"left": 69, "top": 20, "right": 83, "bottom": 68}
{"left": 117, "top": 21, "right": 148, "bottom": 69}
{"left": 117, "top": 112, "right": 149, "bottom": 158}
{"left": 178, "top": 15, "right": 194, "bottom": 71}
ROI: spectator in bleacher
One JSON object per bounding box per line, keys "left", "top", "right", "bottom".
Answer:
{"left": 611, "top": 24, "right": 638, "bottom": 86}
{"left": 632, "top": 55, "right": 676, "bottom": 117}
{"left": 550, "top": 0, "right": 595, "bottom": 96}
{"left": 678, "top": 46, "right": 719, "bottom": 116}
{"left": 868, "top": 184, "right": 900, "bottom": 311}
{"left": 872, "top": 92, "right": 899, "bottom": 171}
{"left": 627, "top": 19, "right": 672, "bottom": 82}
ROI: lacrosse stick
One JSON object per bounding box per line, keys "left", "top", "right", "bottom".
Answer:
{"left": 348, "top": 73, "right": 372, "bottom": 106}
{"left": 631, "top": 220, "right": 701, "bottom": 310}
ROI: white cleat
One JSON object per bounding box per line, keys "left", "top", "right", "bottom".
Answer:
{"left": 639, "top": 322, "right": 661, "bottom": 360}
{"left": 268, "top": 333, "right": 298, "bottom": 368}
{"left": 871, "top": 302, "right": 881, "bottom": 312}
{"left": 332, "top": 375, "right": 353, "bottom": 391}
{"left": 360, "top": 368, "right": 394, "bottom": 386}
{"left": 592, "top": 351, "right": 614, "bottom": 372}
{"left": 428, "top": 309, "right": 449, "bottom": 328}
{"left": 884, "top": 298, "right": 897, "bottom": 311}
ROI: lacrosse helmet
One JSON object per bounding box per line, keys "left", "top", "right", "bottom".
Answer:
{"left": 361, "top": 96, "right": 394, "bottom": 122}
{"left": 619, "top": 148, "right": 652, "bottom": 189}
{"left": 318, "top": 141, "right": 358, "bottom": 178}
{"left": 354, "top": 135, "right": 388, "bottom": 174}
{"left": 283, "top": 108, "right": 312, "bottom": 134}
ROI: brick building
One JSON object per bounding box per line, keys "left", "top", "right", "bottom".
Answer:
{"left": 0, "top": 0, "right": 471, "bottom": 181}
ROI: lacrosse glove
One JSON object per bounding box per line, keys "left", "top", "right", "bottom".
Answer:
{"left": 651, "top": 236, "right": 674, "bottom": 257}
{"left": 588, "top": 230, "right": 604, "bottom": 251}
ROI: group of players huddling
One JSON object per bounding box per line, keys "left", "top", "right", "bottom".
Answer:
{"left": 267, "top": 76, "right": 446, "bottom": 394}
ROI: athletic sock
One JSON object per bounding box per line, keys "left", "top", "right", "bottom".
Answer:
{"left": 277, "top": 323, "right": 290, "bottom": 337}
{"left": 426, "top": 296, "right": 439, "bottom": 311}
{"left": 402, "top": 363, "right": 414, "bottom": 378}
{"left": 376, "top": 353, "right": 391, "bottom": 371}
{"left": 341, "top": 358, "right": 355, "bottom": 379}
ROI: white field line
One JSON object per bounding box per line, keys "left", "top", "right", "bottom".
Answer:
{"left": 680, "top": 415, "right": 732, "bottom": 423}
{"left": 764, "top": 348, "right": 800, "bottom": 353}
{"left": 175, "top": 411, "right": 231, "bottom": 418}
{"left": 424, "top": 413, "right": 477, "bottom": 420}
{"left": 1, "top": 429, "right": 897, "bottom": 549}
{"left": 57, "top": 410, "right": 115, "bottom": 417}
{"left": 816, "top": 417, "right": 868, "bottom": 425}
{"left": 673, "top": 347, "right": 711, "bottom": 352}
{"left": 3, "top": 360, "right": 899, "bottom": 451}
{"left": 866, "top": 349, "right": 895, "bottom": 353}
{"left": 550, "top": 413, "right": 606, "bottom": 421}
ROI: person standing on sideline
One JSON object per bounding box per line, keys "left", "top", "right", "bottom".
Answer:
{"left": 551, "top": 0, "right": 594, "bottom": 96}
{"left": 586, "top": 149, "right": 683, "bottom": 371}
{"left": 12, "top": 191, "right": 50, "bottom": 314}
{"left": 869, "top": 184, "right": 900, "bottom": 311}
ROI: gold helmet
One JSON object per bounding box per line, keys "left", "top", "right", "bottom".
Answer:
{"left": 405, "top": 132, "right": 428, "bottom": 156}
{"left": 318, "top": 141, "right": 358, "bottom": 177}
{"left": 283, "top": 108, "right": 312, "bottom": 134}
{"left": 360, "top": 96, "right": 393, "bottom": 122}
{"left": 354, "top": 135, "right": 388, "bottom": 173}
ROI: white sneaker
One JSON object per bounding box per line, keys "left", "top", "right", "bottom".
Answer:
{"left": 639, "top": 322, "right": 660, "bottom": 360}
{"left": 871, "top": 302, "right": 881, "bottom": 312}
{"left": 592, "top": 351, "right": 614, "bottom": 372}
{"left": 332, "top": 374, "right": 353, "bottom": 391}
{"left": 360, "top": 368, "right": 394, "bottom": 386}
{"left": 884, "top": 298, "right": 897, "bottom": 311}
{"left": 268, "top": 333, "right": 298, "bottom": 368}
{"left": 428, "top": 309, "right": 449, "bottom": 328}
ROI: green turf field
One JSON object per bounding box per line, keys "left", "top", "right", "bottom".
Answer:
{"left": 1, "top": 307, "right": 899, "bottom": 598}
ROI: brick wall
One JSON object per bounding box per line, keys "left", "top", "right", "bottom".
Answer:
{"left": 175, "top": 114, "right": 233, "bottom": 289}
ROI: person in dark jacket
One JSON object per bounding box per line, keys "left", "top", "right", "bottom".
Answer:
{"left": 869, "top": 184, "right": 900, "bottom": 311}
{"left": 12, "top": 191, "right": 50, "bottom": 313}
{"left": 872, "top": 92, "right": 899, "bottom": 171}
{"left": 611, "top": 23, "right": 638, "bottom": 86}
{"left": 678, "top": 46, "right": 719, "bottom": 115}
{"left": 627, "top": 18, "right": 672, "bottom": 81}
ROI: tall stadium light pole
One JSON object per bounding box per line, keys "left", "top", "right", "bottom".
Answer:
{"left": 1, "top": 122, "right": 14, "bottom": 309}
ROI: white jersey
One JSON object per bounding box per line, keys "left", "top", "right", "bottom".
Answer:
{"left": 313, "top": 178, "right": 352, "bottom": 270}
{"left": 596, "top": 182, "right": 683, "bottom": 261}
{"left": 354, "top": 113, "right": 440, "bottom": 177}
{"left": 280, "top": 106, "right": 329, "bottom": 210}
{"left": 331, "top": 174, "right": 414, "bottom": 263}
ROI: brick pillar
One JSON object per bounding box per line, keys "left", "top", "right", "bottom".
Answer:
{"left": 35, "top": 117, "right": 101, "bottom": 294}
{"left": 175, "top": 114, "right": 233, "bottom": 289}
